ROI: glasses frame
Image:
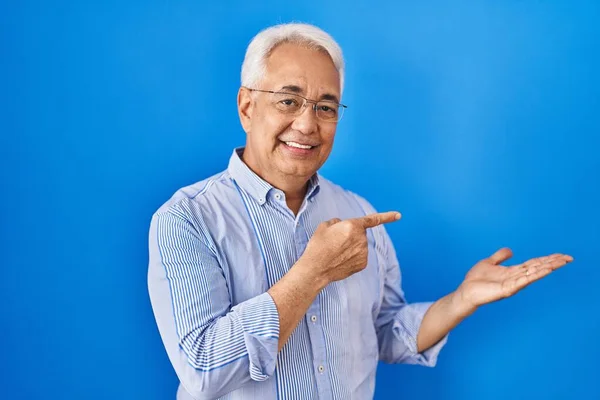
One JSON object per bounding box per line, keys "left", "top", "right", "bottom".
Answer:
{"left": 243, "top": 87, "right": 348, "bottom": 122}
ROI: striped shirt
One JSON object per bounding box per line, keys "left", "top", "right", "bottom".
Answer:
{"left": 147, "top": 147, "right": 448, "bottom": 400}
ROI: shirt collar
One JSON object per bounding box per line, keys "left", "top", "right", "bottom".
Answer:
{"left": 228, "top": 147, "right": 321, "bottom": 205}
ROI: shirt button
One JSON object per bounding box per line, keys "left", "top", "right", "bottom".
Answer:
{"left": 318, "top": 365, "right": 325, "bottom": 373}
{"left": 274, "top": 193, "right": 281, "bottom": 200}
{"left": 310, "top": 315, "right": 317, "bottom": 323}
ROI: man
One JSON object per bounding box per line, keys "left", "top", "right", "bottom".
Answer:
{"left": 147, "top": 23, "right": 572, "bottom": 400}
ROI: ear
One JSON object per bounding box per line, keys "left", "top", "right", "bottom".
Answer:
{"left": 237, "top": 87, "right": 254, "bottom": 133}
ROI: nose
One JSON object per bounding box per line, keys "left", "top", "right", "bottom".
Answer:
{"left": 290, "top": 103, "right": 318, "bottom": 135}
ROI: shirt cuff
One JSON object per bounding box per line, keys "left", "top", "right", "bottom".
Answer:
{"left": 393, "top": 301, "right": 448, "bottom": 367}
{"left": 232, "top": 292, "right": 280, "bottom": 381}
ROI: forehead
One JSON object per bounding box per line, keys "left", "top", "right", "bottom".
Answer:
{"left": 263, "top": 42, "right": 341, "bottom": 97}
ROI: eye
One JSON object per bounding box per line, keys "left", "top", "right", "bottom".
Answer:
{"left": 280, "top": 98, "right": 300, "bottom": 107}
{"left": 273, "top": 93, "right": 303, "bottom": 113}
{"left": 317, "top": 103, "right": 338, "bottom": 115}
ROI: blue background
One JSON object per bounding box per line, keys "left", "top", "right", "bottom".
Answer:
{"left": 2, "top": 1, "right": 599, "bottom": 399}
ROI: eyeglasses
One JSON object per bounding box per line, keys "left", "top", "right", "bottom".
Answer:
{"left": 244, "top": 87, "right": 347, "bottom": 122}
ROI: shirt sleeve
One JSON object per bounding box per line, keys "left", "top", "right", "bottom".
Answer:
{"left": 352, "top": 195, "right": 448, "bottom": 367}
{"left": 147, "top": 209, "right": 280, "bottom": 400}
{"left": 374, "top": 226, "right": 448, "bottom": 367}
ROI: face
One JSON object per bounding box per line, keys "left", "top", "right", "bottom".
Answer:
{"left": 238, "top": 42, "right": 341, "bottom": 184}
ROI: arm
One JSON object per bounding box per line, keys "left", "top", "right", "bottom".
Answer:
{"left": 268, "top": 263, "right": 327, "bottom": 351}
{"left": 148, "top": 211, "right": 281, "bottom": 399}
{"left": 418, "top": 247, "right": 573, "bottom": 351}
{"left": 271, "top": 212, "right": 402, "bottom": 351}
{"left": 362, "top": 204, "right": 573, "bottom": 361}
{"left": 376, "top": 243, "right": 573, "bottom": 359}
{"left": 416, "top": 291, "right": 473, "bottom": 352}
{"left": 148, "top": 209, "right": 332, "bottom": 399}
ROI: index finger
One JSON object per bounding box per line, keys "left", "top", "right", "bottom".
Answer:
{"left": 353, "top": 211, "right": 401, "bottom": 229}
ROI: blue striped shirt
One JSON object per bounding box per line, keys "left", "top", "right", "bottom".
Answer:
{"left": 148, "top": 147, "right": 448, "bottom": 400}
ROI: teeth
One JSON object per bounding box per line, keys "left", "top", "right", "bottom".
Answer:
{"left": 285, "top": 141, "right": 313, "bottom": 149}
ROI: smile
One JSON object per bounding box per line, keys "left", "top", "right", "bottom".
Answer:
{"left": 283, "top": 141, "right": 316, "bottom": 149}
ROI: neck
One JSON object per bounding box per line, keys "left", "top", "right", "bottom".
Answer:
{"left": 274, "top": 175, "right": 309, "bottom": 200}
{"left": 268, "top": 173, "right": 309, "bottom": 216}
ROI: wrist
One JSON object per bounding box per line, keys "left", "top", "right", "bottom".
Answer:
{"left": 451, "top": 288, "right": 478, "bottom": 319}
{"left": 293, "top": 259, "right": 329, "bottom": 292}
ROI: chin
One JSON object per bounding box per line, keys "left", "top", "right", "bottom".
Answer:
{"left": 278, "top": 162, "right": 317, "bottom": 178}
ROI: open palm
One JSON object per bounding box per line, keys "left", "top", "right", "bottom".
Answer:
{"left": 458, "top": 248, "right": 573, "bottom": 309}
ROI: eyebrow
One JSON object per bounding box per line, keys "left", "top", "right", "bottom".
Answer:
{"left": 279, "top": 85, "right": 340, "bottom": 104}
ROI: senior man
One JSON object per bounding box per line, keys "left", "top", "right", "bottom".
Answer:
{"left": 148, "top": 23, "right": 573, "bottom": 400}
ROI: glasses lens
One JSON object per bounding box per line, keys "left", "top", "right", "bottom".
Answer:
{"left": 272, "top": 92, "right": 304, "bottom": 114}
{"left": 271, "top": 91, "right": 344, "bottom": 122}
{"left": 316, "top": 102, "right": 342, "bottom": 122}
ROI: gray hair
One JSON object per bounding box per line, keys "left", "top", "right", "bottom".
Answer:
{"left": 241, "top": 23, "right": 345, "bottom": 94}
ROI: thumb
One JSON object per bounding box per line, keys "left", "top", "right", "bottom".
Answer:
{"left": 324, "top": 217, "right": 342, "bottom": 227}
{"left": 488, "top": 247, "right": 513, "bottom": 265}
{"left": 317, "top": 217, "right": 342, "bottom": 231}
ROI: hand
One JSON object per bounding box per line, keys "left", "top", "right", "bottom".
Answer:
{"left": 298, "top": 211, "right": 401, "bottom": 287}
{"left": 456, "top": 248, "right": 574, "bottom": 314}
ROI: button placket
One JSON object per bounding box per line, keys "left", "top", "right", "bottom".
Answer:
{"left": 297, "top": 219, "right": 332, "bottom": 398}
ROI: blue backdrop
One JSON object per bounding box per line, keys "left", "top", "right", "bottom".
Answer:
{"left": 2, "top": 1, "right": 599, "bottom": 399}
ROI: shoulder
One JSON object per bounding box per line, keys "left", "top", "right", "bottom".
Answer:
{"left": 152, "top": 169, "right": 234, "bottom": 222}
{"left": 317, "top": 174, "right": 379, "bottom": 215}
